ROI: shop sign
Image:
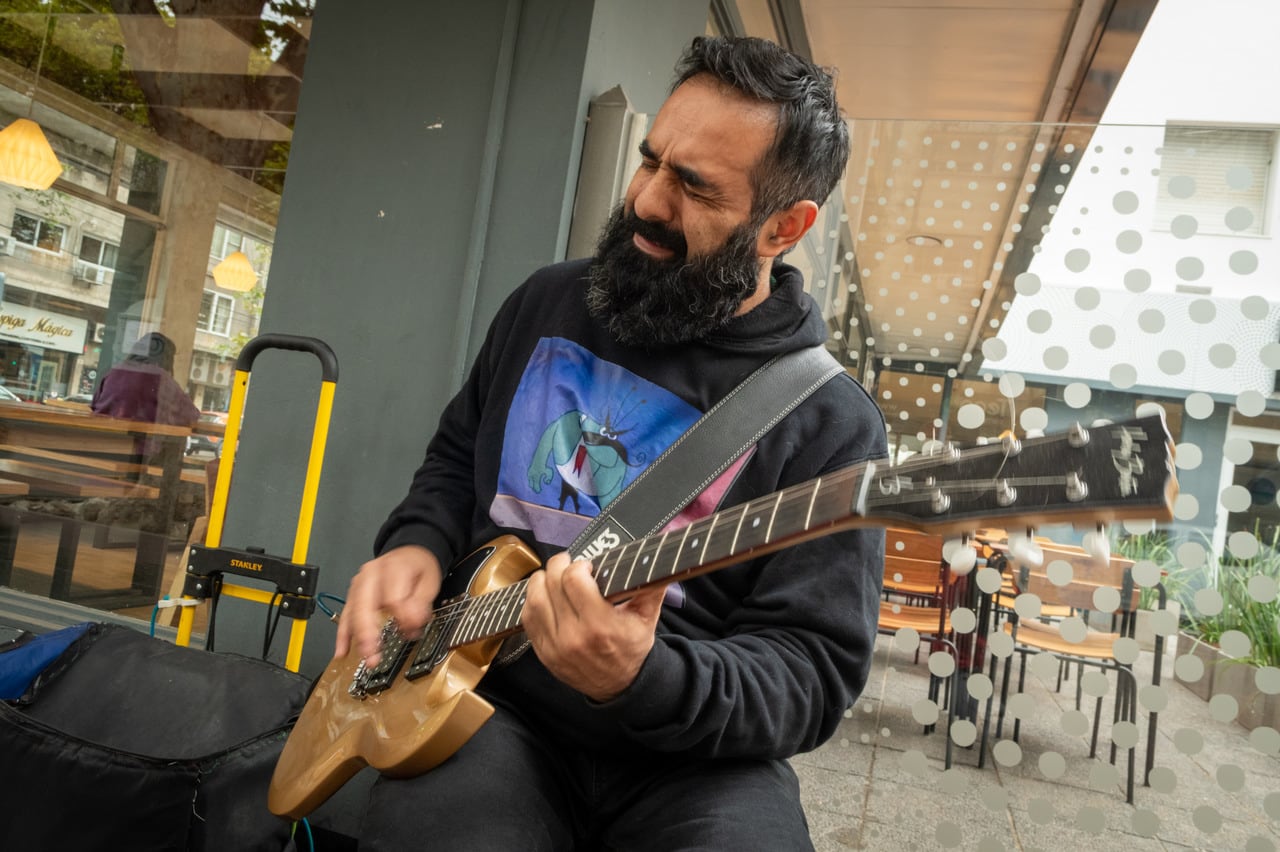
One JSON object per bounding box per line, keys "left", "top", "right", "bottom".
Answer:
{"left": 0, "top": 301, "right": 89, "bottom": 354}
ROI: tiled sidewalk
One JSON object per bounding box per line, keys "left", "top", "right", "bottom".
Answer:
{"left": 795, "top": 634, "right": 1280, "bottom": 851}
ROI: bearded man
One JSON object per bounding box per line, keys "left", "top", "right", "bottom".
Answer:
{"left": 338, "top": 35, "right": 887, "bottom": 851}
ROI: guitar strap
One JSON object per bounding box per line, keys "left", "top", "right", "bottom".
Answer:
{"left": 495, "top": 343, "right": 845, "bottom": 666}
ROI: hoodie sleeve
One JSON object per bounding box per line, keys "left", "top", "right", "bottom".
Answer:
{"left": 592, "top": 376, "right": 888, "bottom": 759}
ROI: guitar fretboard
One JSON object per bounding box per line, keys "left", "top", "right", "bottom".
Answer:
{"left": 412, "top": 465, "right": 869, "bottom": 665}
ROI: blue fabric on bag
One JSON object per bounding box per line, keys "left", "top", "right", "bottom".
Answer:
{"left": 0, "top": 622, "right": 93, "bottom": 700}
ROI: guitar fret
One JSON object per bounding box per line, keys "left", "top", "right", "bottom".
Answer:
{"left": 728, "top": 503, "right": 749, "bottom": 555}
{"left": 763, "top": 490, "right": 785, "bottom": 542}
{"left": 595, "top": 545, "right": 621, "bottom": 596}
{"left": 631, "top": 530, "right": 667, "bottom": 590}
{"left": 803, "top": 478, "right": 821, "bottom": 530}
{"left": 662, "top": 525, "right": 694, "bottom": 583}
{"left": 699, "top": 514, "right": 717, "bottom": 563}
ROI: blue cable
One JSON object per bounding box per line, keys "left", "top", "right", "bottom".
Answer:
{"left": 316, "top": 592, "right": 346, "bottom": 619}
{"left": 301, "top": 817, "right": 314, "bottom": 851}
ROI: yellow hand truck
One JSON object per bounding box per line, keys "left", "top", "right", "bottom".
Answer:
{"left": 175, "top": 334, "right": 338, "bottom": 672}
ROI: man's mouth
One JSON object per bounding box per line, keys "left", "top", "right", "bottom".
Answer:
{"left": 632, "top": 231, "right": 677, "bottom": 260}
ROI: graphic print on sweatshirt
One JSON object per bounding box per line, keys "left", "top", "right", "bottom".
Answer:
{"left": 489, "top": 337, "right": 753, "bottom": 561}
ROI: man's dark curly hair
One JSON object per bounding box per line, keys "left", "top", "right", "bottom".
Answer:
{"left": 672, "top": 36, "right": 849, "bottom": 223}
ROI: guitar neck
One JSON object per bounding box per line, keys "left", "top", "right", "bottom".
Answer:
{"left": 428, "top": 413, "right": 1177, "bottom": 654}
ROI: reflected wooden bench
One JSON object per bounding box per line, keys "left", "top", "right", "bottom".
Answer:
{"left": 0, "top": 402, "right": 203, "bottom": 609}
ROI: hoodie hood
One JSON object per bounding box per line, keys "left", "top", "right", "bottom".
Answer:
{"left": 698, "top": 260, "right": 828, "bottom": 356}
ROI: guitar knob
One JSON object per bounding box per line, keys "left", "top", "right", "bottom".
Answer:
{"left": 1008, "top": 532, "right": 1043, "bottom": 568}
{"left": 1083, "top": 525, "right": 1110, "bottom": 563}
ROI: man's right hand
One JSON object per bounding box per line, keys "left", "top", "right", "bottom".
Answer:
{"left": 334, "top": 545, "right": 443, "bottom": 666}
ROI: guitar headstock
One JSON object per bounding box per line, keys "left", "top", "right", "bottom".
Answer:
{"left": 861, "top": 414, "right": 1177, "bottom": 534}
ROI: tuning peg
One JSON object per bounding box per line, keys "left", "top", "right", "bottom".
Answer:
{"left": 1083, "top": 524, "right": 1110, "bottom": 563}
{"left": 945, "top": 538, "right": 977, "bottom": 576}
{"left": 1008, "top": 529, "right": 1043, "bottom": 568}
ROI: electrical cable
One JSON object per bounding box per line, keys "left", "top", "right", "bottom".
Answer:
{"left": 204, "top": 573, "right": 224, "bottom": 652}
{"left": 316, "top": 592, "right": 346, "bottom": 621}
{"left": 263, "top": 590, "right": 284, "bottom": 660}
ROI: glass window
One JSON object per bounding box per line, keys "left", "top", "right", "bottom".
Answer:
{"left": 198, "top": 291, "right": 235, "bottom": 336}
{"left": 78, "top": 235, "right": 118, "bottom": 268}
{"left": 1155, "top": 125, "right": 1275, "bottom": 235}
{"left": 11, "top": 210, "right": 64, "bottom": 252}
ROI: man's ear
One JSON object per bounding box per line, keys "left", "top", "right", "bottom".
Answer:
{"left": 757, "top": 199, "right": 820, "bottom": 259}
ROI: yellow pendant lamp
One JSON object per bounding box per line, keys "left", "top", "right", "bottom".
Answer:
{"left": 212, "top": 250, "right": 259, "bottom": 291}
{"left": 0, "top": 117, "right": 63, "bottom": 190}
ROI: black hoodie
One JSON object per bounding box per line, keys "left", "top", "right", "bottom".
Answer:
{"left": 377, "top": 257, "right": 887, "bottom": 759}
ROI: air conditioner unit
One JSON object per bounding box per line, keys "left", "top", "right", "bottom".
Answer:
{"left": 91, "top": 324, "right": 105, "bottom": 343}
{"left": 0, "top": 236, "right": 14, "bottom": 256}
{"left": 190, "top": 361, "right": 208, "bottom": 383}
{"left": 72, "top": 259, "right": 108, "bottom": 286}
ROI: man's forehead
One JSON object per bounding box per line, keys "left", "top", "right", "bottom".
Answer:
{"left": 646, "top": 78, "right": 777, "bottom": 174}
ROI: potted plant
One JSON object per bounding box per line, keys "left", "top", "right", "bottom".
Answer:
{"left": 1179, "top": 526, "right": 1280, "bottom": 729}
{"left": 1111, "top": 530, "right": 1189, "bottom": 653}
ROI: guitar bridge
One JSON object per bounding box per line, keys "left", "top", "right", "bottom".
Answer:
{"left": 348, "top": 618, "right": 413, "bottom": 700}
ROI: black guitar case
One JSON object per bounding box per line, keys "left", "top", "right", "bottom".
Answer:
{"left": 0, "top": 622, "right": 311, "bottom": 851}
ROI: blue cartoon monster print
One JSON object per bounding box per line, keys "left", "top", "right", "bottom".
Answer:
{"left": 528, "top": 410, "right": 632, "bottom": 513}
{"left": 490, "top": 337, "right": 700, "bottom": 548}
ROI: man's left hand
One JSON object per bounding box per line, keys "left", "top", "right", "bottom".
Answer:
{"left": 522, "top": 552, "right": 666, "bottom": 702}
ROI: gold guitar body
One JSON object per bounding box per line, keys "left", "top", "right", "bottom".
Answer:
{"left": 267, "top": 536, "right": 541, "bottom": 819}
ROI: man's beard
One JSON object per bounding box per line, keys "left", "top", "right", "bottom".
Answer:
{"left": 586, "top": 207, "right": 763, "bottom": 347}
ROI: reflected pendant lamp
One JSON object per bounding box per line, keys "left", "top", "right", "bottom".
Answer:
{"left": 0, "top": 117, "right": 63, "bottom": 190}
{"left": 212, "top": 250, "right": 258, "bottom": 291}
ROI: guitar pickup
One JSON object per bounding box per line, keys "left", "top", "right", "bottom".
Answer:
{"left": 349, "top": 620, "right": 413, "bottom": 699}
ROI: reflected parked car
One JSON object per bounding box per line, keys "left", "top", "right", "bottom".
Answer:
{"left": 186, "top": 410, "right": 228, "bottom": 456}
{"left": 0, "top": 385, "right": 22, "bottom": 403}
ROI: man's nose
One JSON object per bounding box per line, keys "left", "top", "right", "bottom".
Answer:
{"left": 629, "top": 168, "right": 677, "bottom": 226}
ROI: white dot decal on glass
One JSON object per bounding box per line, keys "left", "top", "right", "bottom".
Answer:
{"left": 1249, "top": 574, "right": 1277, "bottom": 603}
{"left": 1148, "top": 766, "right": 1177, "bottom": 793}
{"left": 949, "top": 719, "right": 976, "bottom": 747}
{"left": 935, "top": 822, "right": 962, "bottom": 849}
{"left": 1124, "top": 268, "right": 1151, "bottom": 292}
{"left": 1193, "top": 805, "right": 1223, "bottom": 834}
{"left": 1132, "top": 809, "right": 1160, "bottom": 838}
{"left": 1139, "top": 684, "right": 1168, "bottom": 712}
{"left": 1116, "top": 229, "right": 1143, "bottom": 253}
{"left": 1176, "top": 256, "right": 1205, "bottom": 281}
{"left": 893, "top": 627, "right": 920, "bottom": 651}
{"left": 1242, "top": 294, "right": 1270, "bottom": 320}
{"left": 1223, "top": 437, "right": 1253, "bottom": 465}
{"left": 950, "top": 607, "right": 977, "bottom": 634}
{"left": 1209, "top": 693, "right": 1239, "bottom": 722}
{"left": 1185, "top": 392, "right": 1214, "bottom": 419}
{"left": 1020, "top": 407, "right": 1049, "bottom": 432}
{"left": 987, "top": 631, "right": 1014, "bottom": 659}
{"left": 1225, "top": 205, "right": 1255, "bottom": 231}
{"left": 1252, "top": 727, "right": 1280, "bottom": 756}
{"left": 1170, "top": 214, "right": 1199, "bottom": 239}
{"left": 1112, "top": 190, "right": 1140, "bottom": 213}
{"left": 966, "top": 674, "right": 993, "bottom": 701}
{"left": 1167, "top": 175, "right": 1196, "bottom": 198}
{"left": 1238, "top": 390, "right": 1267, "bottom": 417}
{"left": 1091, "top": 325, "right": 1116, "bottom": 348}
{"left": 1038, "top": 752, "right": 1067, "bottom": 779}
{"left": 1175, "top": 653, "right": 1205, "bottom": 683}
{"left": 1229, "top": 530, "right": 1260, "bottom": 559}
{"left": 1138, "top": 308, "right": 1166, "bottom": 333}
{"left": 1262, "top": 343, "right": 1280, "bottom": 370}
{"left": 1175, "top": 442, "right": 1203, "bottom": 470}
{"left": 1014, "top": 271, "right": 1041, "bottom": 295}
{"left": 1060, "top": 709, "right": 1089, "bottom": 736}
{"left": 1075, "top": 286, "right": 1101, "bottom": 310}
{"left": 1220, "top": 628, "right": 1252, "bottom": 659}
{"left": 1174, "top": 727, "right": 1204, "bottom": 755}
{"left": 981, "top": 337, "right": 1007, "bottom": 361}
{"left": 911, "top": 698, "right": 940, "bottom": 726}
{"left": 1158, "top": 350, "right": 1186, "bottom": 375}
{"left": 1064, "top": 383, "right": 1091, "bottom": 408}
{"left": 1209, "top": 343, "right": 1237, "bottom": 369}
{"left": 1077, "top": 805, "right": 1107, "bottom": 835}
{"left": 957, "top": 403, "right": 985, "bottom": 429}
{"left": 1043, "top": 346, "right": 1069, "bottom": 370}
{"left": 1110, "top": 363, "right": 1137, "bottom": 389}
{"left": 1060, "top": 617, "right": 1089, "bottom": 644}
{"left": 998, "top": 373, "right": 1025, "bottom": 398}
{"left": 1257, "top": 667, "right": 1280, "bottom": 695}
{"left": 1194, "top": 588, "right": 1224, "bottom": 617}
{"left": 1227, "top": 164, "right": 1254, "bottom": 189}
{"left": 1179, "top": 541, "right": 1208, "bottom": 569}
{"left": 1047, "top": 559, "right": 1073, "bottom": 586}
{"left": 1090, "top": 762, "right": 1121, "bottom": 791}
{"left": 1093, "top": 586, "right": 1121, "bottom": 613}
{"left": 992, "top": 739, "right": 1022, "bottom": 766}
{"left": 1189, "top": 299, "right": 1217, "bottom": 323}
{"left": 1174, "top": 493, "right": 1200, "bottom": 521}
{"left": 1231, "top": 250, "right": 1259, "bottom": 275}
{"left": 928, "top": 651, "right": 956, "bottom": 677}
{"left": 1065, "top": 248, "right": 1091, "bottom": 272}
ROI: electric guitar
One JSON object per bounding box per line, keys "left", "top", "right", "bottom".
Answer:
{"left": 267, "top": 414, "right": 1177, "bottom": 818}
